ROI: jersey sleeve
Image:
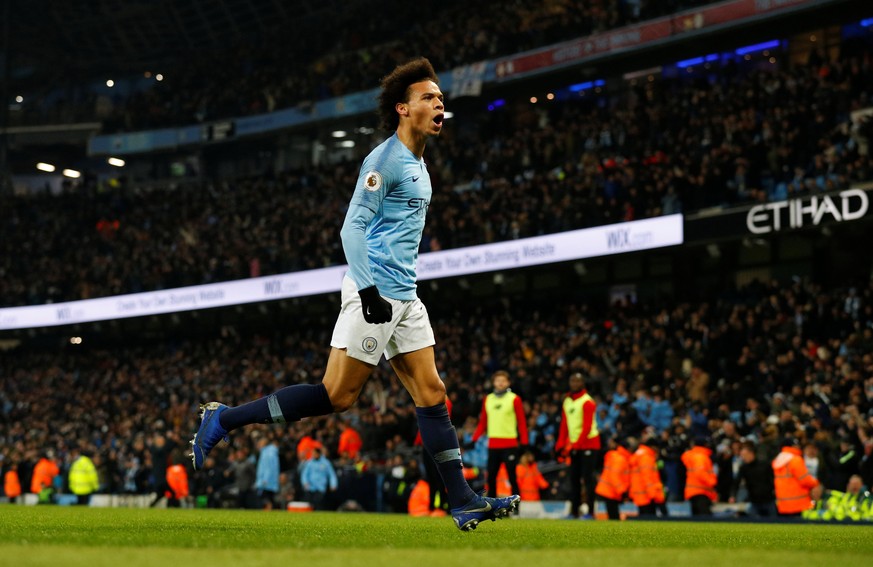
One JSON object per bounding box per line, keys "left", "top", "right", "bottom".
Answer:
{"left": 340, "top": 159, "right": 395, "bottom": 291}
{"left": 341, "top": 203, "right": 377, "bottom": 290}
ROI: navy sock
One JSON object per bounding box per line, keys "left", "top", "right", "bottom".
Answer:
{"left": 219, "top": 383, "right": 333, "bottom": 432}
{"left": 416, "top": 403, "right": 477, "bottom": 509}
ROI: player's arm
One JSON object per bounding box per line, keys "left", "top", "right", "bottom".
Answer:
{"left": 472, "top": 399, "right": 488, "bottom": 441}
{"left": 514, "top": 396, "right": 529, "bottom": 445}
{"left": 340, "top": 167, "right": 393, "bottom": 324}
{"left": 556, "top": 409, "right": 569, "bottom": 453}
{"left": 580, "top": 399, "right": 595, "bottom": 440}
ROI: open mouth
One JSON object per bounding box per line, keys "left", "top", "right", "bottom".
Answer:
{"left": 433, "top": 113, "right": 444, "bottom": 126}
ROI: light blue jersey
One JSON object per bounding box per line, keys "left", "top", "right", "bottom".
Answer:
{"left": 340, "top": 133, "right": 432, "bottom": 300}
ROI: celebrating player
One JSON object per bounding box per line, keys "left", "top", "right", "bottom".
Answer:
{"left": 190, "top": 57, "right": 519, "bottom": 531}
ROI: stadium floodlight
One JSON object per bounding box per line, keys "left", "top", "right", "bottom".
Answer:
{"left": 15, "top": 95, "right": 23, "bottom": 103}
{"left": 735, "top": 40, "right": 780, "bottom": 56}
{"left": 63, "top": 169, "right": 81, "bottom": 178}
{"left": 337, "top": 140, "right": 355, "bottom": 148}
{"left": 443, "top": 111, "right": 453, "bottom": 119}
{"left": 331, "top": 130, "right": 347, "bottom": 138}
{"left": 107, "top": 157, "right": 126, "bottom": 167}
{"left": 36, "top": 162, "right": 55, "bottom": 172}
{"left": 156, "top": 74, "right": 164, "bottom": 81}
{"left": 106, "top": 79, "right": 115, "bottom": 87}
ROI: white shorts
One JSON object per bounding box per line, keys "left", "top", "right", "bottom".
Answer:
{"left": 330, "top": 276, "right": 436, "bottom": 365}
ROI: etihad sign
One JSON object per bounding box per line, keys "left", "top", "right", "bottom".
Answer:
{"left": 746, "top": 189, "right": 869, "bottom": 234}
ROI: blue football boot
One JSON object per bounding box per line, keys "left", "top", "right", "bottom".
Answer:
{"left": 190, "top": 402, "right": 229, "bottom": 471}
{"left": 451, "top": 494, "right": 520, "bottom": 531}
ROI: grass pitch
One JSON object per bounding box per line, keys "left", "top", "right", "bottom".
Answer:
{"left": 1, "top": 505, "right": 870, "bottom": 567}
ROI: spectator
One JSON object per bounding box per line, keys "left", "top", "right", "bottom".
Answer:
{"left": 301, "top": 446, "right": 338, "bottom": 511}
{"left": 731, "top": 440, "right": 776, "bottom": 518}
{"left": 254, "top": 433, "right": 281, "bottom": 510}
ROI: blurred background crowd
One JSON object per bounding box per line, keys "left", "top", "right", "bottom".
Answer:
{"left": 2, "top": 277, "right": 872, "bottom": 511}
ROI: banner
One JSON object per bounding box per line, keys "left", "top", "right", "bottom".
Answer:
{"left": 0, "top": 215, "right": 682, "bottom": 330}
{"left": 685, "top": 186, "right": 873, "bottom": 242}
{"left": 450, "top": 61, "right": 488, "bottom": 98}
{"left": 494, "top": 0, "right": 819, "bottom": 80}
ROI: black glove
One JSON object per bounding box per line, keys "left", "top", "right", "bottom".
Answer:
{"left": 358, "top": 286, "right": 393, "bottom": 324}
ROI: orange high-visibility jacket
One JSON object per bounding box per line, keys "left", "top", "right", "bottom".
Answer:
{"left": 296, "top": 436, "right": 323, "bottom": 462}
{"left": 516, "top": 462, "right": 550, "bottom": 501}
{"left": 338, "top": 427, "right": 363, "bottom": 460}
{"left": 630, "top": 444, "right": 665, "bottom": 505}
{"left": 595, "top": 445, "right": 631, "bottom": 501}
{"left": 30, "top": 458, "right": 59, "bottom": 494}
{"left": 4, "top": 469, "right": 21, "bottom": 498}
{"left": 681, "top": 446, "right": 717, "bottom": 502}
{"left": 772, "top": 446, "right": 819, "bottom": 514}
{"left": 408, "top": 480, "right": 431, "bottom": 516}
{"left": 166, "top": 464, "right": 189, "bottom": 499}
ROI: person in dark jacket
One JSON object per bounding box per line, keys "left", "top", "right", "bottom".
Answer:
{"left": 731, "top": 440, "right": 776, "bottom": 517}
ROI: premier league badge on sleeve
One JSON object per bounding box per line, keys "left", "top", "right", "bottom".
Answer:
{"left": 364, "top": 171, "right": 383, "bottom": 192}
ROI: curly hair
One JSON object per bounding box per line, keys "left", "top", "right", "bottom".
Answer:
{"left": 377, "top": 57, "right": 439, "bottom": 132}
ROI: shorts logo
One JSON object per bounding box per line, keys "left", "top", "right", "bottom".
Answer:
{"left": 364, "top": 171, "right": 383, "bottom": 192}
{"left": 362, "top": 337, "right": 378, "bottom": 353}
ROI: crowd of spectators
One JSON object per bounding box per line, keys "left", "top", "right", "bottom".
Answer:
{"left": 3, "top": 39, "right": 872, "bottom": 307}
{"left": 15, "top": 0, "right": 718, "bottom": 129}
{"left": 2, "top": 276, "right": 872, "bottom": 511}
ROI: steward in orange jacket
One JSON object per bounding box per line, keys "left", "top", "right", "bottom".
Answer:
{"left": 516, "top": 452, "right": 549, "bottom": 501}
{"left": 30, "top": 455, "right": 59, "bottom": 496}
{"left": 630, "top": 441, "right": 665, "bottom": 515}
{"left": 4, "top": 464, "right": 22, "bottom": 502}
{"left": 408, "top": 480, "right": 432, "bottom": 516}
{"left": 166, "top": 463, "right": 189, "bottom": 507}
{"left": 595, "top": 438, "right": 631, "bottom": 520}
{"left": 682, "top": 437, "right": 717, "bottom": 516}
{"left": 338, "top": 422, "right": 363, "bottom": 461}
{"left": 772, "top": 440, "right": 820, "bottom": 516}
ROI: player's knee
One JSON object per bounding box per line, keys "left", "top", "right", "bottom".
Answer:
{"left": 328, "top": 390, "right": 357, "bottom": 413}
{"left": 420, "top": 378, "right": 446, "bottom": 406}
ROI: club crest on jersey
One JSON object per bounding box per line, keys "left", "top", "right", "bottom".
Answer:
{"left": 362, "top": 337, "right": 378, "bottom": 353}
{"left": 363, "top": 171, "right": 383, "bottom": 192}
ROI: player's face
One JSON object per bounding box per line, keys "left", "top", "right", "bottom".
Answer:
{"left": 402, "top": 80, "right": 445, "bottom": 137}
{"left": 493, "top": 374, "right": 509, "bottom": 391}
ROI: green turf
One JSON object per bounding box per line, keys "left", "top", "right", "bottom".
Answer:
{"left": 1, "top": 505, "right": 870, "bottom": 566}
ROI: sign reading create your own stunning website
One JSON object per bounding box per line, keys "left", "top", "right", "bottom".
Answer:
{"left": 0, "top": 215, "right": 682, "bottom": 330}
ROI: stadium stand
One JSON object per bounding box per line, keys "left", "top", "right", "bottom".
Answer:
{"left": 10, "top": 0, "right": 721, "bottom": 129}
{"left": 2, "top": 37, "right": 872, "bottom": 306}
